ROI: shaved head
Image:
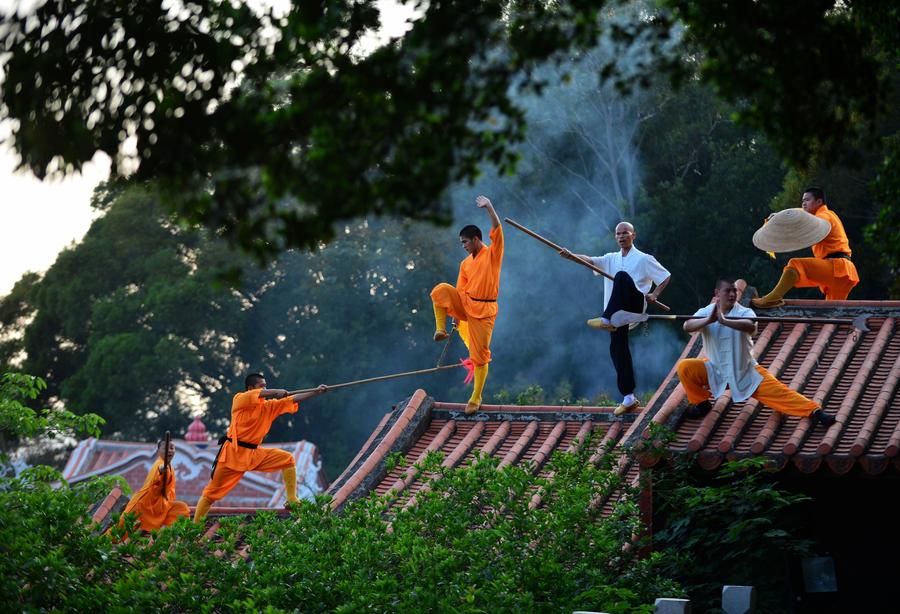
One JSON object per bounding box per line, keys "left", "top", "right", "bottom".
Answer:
{"left": 614, "top": 221, "right": 636, "bottom": 253}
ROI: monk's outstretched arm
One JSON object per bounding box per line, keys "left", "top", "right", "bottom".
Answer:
{"left": 291, "top": 385, "right": 328, "bottom": 403}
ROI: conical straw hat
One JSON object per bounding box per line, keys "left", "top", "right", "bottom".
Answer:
{"left": 752, "top": 208, "right": 831, "bottom": 253}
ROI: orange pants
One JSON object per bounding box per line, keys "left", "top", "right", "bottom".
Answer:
{"left": 201, "top": 447, "right": 295, "bottom": 502}
{"left": 786, "top": 257, "right": 858, "bottom": 300}
{"left": 430, "top": 282, "right": 495, "bottom": 366}
{"left": 676, "top": 358, "right": 819, "bottom": 417}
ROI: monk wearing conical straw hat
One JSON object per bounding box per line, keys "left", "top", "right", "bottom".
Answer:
{"left": 752, "top": 186, "right": 859, "bottom": 308}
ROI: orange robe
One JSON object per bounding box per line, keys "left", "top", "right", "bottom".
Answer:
{"left": 201, "top": 389, "right": 299, "bottom": 502}
{"left": 677, "top": 358, "right": 819, "bottom": 417}
{"left": 119, "top": 458, "right": 189, "bottom": 532}
{"left": 430, "top": 224, "right": 504, "bottom": 366}
{"left": 786, "top": 205, "right": 859, "bottom": 300}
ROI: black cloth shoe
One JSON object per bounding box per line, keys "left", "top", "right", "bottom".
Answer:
{"left": 684, "top": 400, "right": 712, "bottom": 419}
{"left": 811, "top": 409, "right": 837, "bottom": 427}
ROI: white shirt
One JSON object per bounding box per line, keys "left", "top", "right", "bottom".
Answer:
{"left": 693, "top": 303, "right": 764, "bottom": 403}
{"left": 590, "top": 246, "right": 670, "bottom": 312}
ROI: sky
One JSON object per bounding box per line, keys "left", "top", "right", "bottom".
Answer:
{"left": 0, "top": 0, "right": 416, "bottom": 298}
{"left": 0, "top": 147, "right": 110, "bottom": 295}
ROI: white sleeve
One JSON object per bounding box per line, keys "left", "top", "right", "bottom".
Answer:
{"left": 643, "top": 254, "right": 670, "bottom": 285}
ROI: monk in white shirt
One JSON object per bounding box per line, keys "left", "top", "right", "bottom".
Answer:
{"left": 678, "top": 278, "right": 836, "bottom": 426}
{"left": 561, "top": 222, "right": 671, "bottom": 415}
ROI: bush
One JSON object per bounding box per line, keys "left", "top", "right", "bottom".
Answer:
{"left": 3, "top": 434, "right": 677, "bottom": 612}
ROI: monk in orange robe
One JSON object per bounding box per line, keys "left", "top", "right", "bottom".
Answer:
{"left": 430, "top": 194, "right": 503, "bottom": 415}
{"left": 193, "top": 374, "right": 327, "bottom": 522}
{"left": 118, "top": 439, "right": 189, "bottom": 533}
{"left": 753, "top": 186, "right": 859, "bottom": 308}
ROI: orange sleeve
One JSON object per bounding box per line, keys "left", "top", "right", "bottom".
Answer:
{"left": 489, "top": 224, "right": 503, "bottom": 267}
{"left": 263, "top": 395, "right": 299, "bottom": 422}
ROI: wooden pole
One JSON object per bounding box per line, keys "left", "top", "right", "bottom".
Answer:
{"left": 286, "top": 363, "right": 465, "bottom": 395}
{"left": 504, "top": 217, "right": 672, "bottom": 312}
{"left": 161, "top": 430, "right": 171, "bottom": 500}
{"left": 644, "top": 313, "right": 870, "bottom": 331}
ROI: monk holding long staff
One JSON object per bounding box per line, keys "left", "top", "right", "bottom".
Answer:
{"left": 430, "top": 195, "right": 503, "bottom": 415}
{"left": 561, "top": 221, "right": 671, "bottom": 416}
{"left": 116, "top": 438, "right": 189, "bottom": 534}
{"left": 193, "top": 374, "right": 327, "bottom": 522}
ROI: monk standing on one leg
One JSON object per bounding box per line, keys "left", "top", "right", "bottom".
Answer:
{"left": 679, "top": 278, "right": 836, "bottom": 426}
{"left": 560, "top": 222, "right": 671, "bottom": 416}
{"left": 193, "top": 374, "right": 327, "bottom": 522}
{"left": 430, "top": 195, "right": 503, "bottom": 415}
{"left": 752, "top": 186, "right": 859, "bottom": 308}
{"left": 117, "top": 439, "right": 189, "bottom": 533}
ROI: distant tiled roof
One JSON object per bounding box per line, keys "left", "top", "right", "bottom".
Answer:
{"left": 326, "top": 390, "right": 642, "bottom": 515}
{"left": 65, "top": 437, "right": 327, "bottom": 508}
{"left": 631, "top": 300, "right": 900, "bottom": 475}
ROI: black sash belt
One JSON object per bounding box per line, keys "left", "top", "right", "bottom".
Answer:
{"left": 825, "top": 252, "right": 851, "bottom": 260}
{"left": 468, "top": 297, "right": 497, "bottom": 302}
{"left": 210, "top": 435, "right": 259, "bottom": 479}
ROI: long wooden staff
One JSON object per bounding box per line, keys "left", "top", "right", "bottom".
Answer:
{"left": 642, "top": 313, "right": 870, "bottom": 332}
{"left": 504, "top": 217, "right": 672, "bottom": 312}
{"left": 161, "top": 430, "right": 171, "bottom": 500}
{"left": 286, "top": 363, "right": 466, "bottom": 395}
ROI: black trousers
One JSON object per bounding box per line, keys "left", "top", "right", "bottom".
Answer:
{"left": 602, "top": 271, "right": 645, "bottom": 396}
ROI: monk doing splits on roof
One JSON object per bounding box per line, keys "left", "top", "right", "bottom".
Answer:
{"left": 752, "top": 186, "right": 859, "bottom": 308}
{"left": 560, "top": 221, "right": 671, "bottom": 416}
{"left": 117, "top": 439, "right": 189, "bottom": 533}
{"left": 678, "top": 279, "right": 836, "bottom": 426}
{"left": 430, "top": 194, "right": 503, "bottom": 415}
{"left": 193, "top": 374, "right": 328, "bottom": 522}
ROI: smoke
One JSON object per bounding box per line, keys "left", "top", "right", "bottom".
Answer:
{"left": 439, "top": 27, "right": 685, "bottom": 404}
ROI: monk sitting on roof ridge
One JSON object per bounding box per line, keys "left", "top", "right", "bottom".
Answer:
{"left": 752, "top": 186, "right": 859, "bottom": 308}
{"left": 678, "top": 278, "right": 836, "bottom": 426}
{"left": 430, "top": 195, "right": 504, "bottom": 415}
{"left": 117, "top": 438, "right": 189, "bottom": 534}
{"left": 193, "top": 373, "right": 327, "bottom": 522}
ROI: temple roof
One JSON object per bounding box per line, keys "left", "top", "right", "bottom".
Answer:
{"left": 326, "top": 390, "right": 642, "bottom": 516}
{"left": 65, "top": 436, "right": 327, "bottom": 509}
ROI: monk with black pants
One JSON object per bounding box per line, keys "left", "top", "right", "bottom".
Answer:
{"left": 604, "top": 271, "right": 646, "bottom": 407}
{"left": 561, "top": 222, "right": 670, "bottom": 416}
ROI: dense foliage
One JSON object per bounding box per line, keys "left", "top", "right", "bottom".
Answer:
{"left": 1, "top": 378, "right": 822, "bottom": 612}
{"left": 2, "top": 438, "right": 675, "bottom": 612}
{"left": 653, "top": 456, "right": 813, "bottom": 612}
{"left": 1, "top": 1, "right": 897, "bottom": 261}
{"left": 0, "top": 371, "right": 104, "bottom": 471}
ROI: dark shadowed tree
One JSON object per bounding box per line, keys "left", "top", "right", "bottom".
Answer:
{"left": 1, "top": 1, "right": 896, "bottom": 264}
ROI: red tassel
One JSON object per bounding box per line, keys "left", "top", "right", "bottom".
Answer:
{"left": 460, "top": 358, "right": 475, "bottom": 385}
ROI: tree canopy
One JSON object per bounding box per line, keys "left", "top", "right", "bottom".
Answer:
{"left": 1, "top": 1, "right": 897, "bottom": 262}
